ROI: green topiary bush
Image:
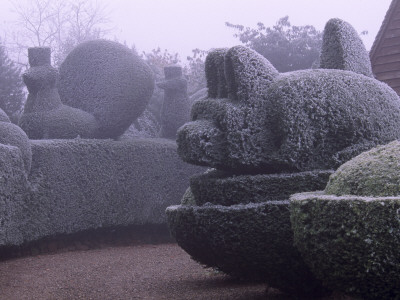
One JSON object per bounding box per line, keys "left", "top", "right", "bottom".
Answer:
{"left": 291, "top": 193, "right": 400, "bottom": 299}
{"left": 291, "top": 141, "right": 400, "bottom": 299}
{"left": 325, "top": 140, "right": 400, "bottom": 196}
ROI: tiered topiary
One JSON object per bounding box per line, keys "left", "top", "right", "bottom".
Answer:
{"left": 19, "top": 47, "right": 99, "bottom": 139}
{"left": 157, "top": 65, "right": 191, "bottom": 139}
{"left": 166, "top": 18, "right": 400, "bottom": 297}
{"left": 291, "top": 140, "right": 400, "bottom": 299}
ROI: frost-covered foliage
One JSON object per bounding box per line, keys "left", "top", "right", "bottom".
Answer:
{"left": 0, "top": 144, "right": 29, "bottom": 246}
{"left": 189, "top": 169, "right": 332, "bottom": 206}
{"left": 157, "top": 65, "right": 191, "bottom": 139}
{"left": 169, "top": 18, "right": 400, "bottom": 298}
{"left": 19, "top": 47, "right": 99, "bottom": 139}
{"left": 291, "top": 192, "right": 400, "bottom": 299}
{"left": 178, "top": 20, "right": 400, "bottom": 173}
{"left": 0, "top": 138, "right": 204, "bottom": 247}
{"left": 325, "top": 141, "right": 400, "bottom": 196}
{"left": 166, "top": 169, "right": 331, "bottom": 295}
{"left": 167, "top": 200, "right": 328, "bottom": 297}
{"left": 58, "top": 40, "right": 154, "bottom": 139}
{"left": 319, "top": 18, "right": 373, "bottom": 77}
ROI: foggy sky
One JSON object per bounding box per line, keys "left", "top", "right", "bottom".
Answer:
{"left": 0, "top": 0, "right": 393, "bottom": 61}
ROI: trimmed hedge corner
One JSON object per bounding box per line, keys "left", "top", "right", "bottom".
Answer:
{"left": 290, "top": 193, "right": 400, "bottom": 299}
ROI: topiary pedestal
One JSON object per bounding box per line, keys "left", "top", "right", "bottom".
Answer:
{"left": 166, "top": 170, "right": 332, "bottom": 296}
{"left": 290, "top": 141, "right": 400, "bottom": 299}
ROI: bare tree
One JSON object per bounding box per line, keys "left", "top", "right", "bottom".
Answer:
{"left": 9, "top": 0, "right": 113, "bottom": 67}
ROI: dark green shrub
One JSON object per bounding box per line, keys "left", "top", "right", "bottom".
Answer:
{"left": 291, "top": 192, "right": 400, "bottom": 299}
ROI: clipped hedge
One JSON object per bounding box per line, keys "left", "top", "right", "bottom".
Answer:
{"left": 291, "top": 192, "right": 400, "bottom": 299}
{"left": 58, "top": 40, "right": 154, "bottom": 139}
{"left": 0, "top": 144, "right": 29, "bottom": 246}
{"left": 189, "top": 169, "right": 332, "bottom": 206}
{"left": 0, "top": 138, "right": 204, "bottom": 247}
{"left": 167, "top": 201, "right": 327, "bottom": 296}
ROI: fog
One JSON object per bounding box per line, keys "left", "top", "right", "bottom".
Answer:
{"left": 0, "top": 0, "right": 392, "bottom": 60}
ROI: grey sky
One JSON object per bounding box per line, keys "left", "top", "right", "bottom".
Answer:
{"left": 0, "top": 0, "right": 393, "bottom": 60}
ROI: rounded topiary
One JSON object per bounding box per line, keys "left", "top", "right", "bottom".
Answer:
{"left": 58, "top": 39, "right": 154, "bottom": 139}
{"left": 0, "top": 122, "right": 32, "bottom": 173}
{"left": 290, "top": 141, "right": 400, "bottom": 299}
{"left": 325, "top": 140, "right": 400, "bottom": 196}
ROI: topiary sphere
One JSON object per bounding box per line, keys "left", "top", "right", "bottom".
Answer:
{"left": 58, "top": 40, "right": 154, "bottom": 139}
{"left": 325, "top": 140, "right": 400, "bottom": 196}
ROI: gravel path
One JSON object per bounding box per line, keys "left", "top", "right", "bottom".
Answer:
{"left": 0, "top": 243, "right": 271, "bottom": 300}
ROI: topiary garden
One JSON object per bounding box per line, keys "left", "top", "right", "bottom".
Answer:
{"left": 0, "top": 14, "right": 399, "bottom": 299}
{"left": 167, "top": 17, "right": 400, "bottom": 298}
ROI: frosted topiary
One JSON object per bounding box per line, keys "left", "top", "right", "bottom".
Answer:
{"left": 58, "top": 40, "right": 154, "bottom": 139}
{"left": 325, "top": 141, "right": 400, "bottom": 196}
{"left": 291, "top": 141, "right": 400, "bottom": 299}
{"left": 319, "top": 18, "right": 373, "bottom": 77}
{"left": 178, "top": 19, "right": 400, "bottom": 173}
{"left": 19, "top": 47, "right": 99, "bottom": 139}
{"left": 167, "top": 170, "right": 332, "bottom": 296}
{"left": 157, "top": 65, "right": 191, "bottom": 139}
{"left": 168, "top": 18, "right": 400, "bottom": 298}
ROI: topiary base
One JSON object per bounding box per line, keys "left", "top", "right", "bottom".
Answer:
{"left": 290, "top": 192, "right": 400, "bottom": 299}
{"left": 166, "top": 201, "right": 328, "bottom": 296}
